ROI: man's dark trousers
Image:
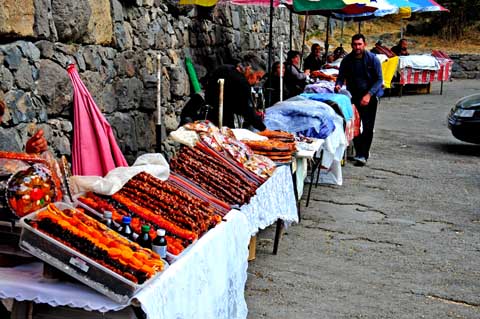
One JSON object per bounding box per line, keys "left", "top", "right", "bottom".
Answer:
{"left": 353, "top": 96, "right": 378, "bottom": 160}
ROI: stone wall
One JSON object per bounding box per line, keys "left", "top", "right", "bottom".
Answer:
{"left": 450, "top": 54, "right": 480, "bottom": 80}
{"left": 0, "top": 1, "right": 303, "bottom": 163}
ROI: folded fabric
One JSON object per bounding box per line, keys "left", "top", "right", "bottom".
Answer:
{"left": 264, "top": 97, "right": 336, "bottom": 139}
{"left": 304, "top": 80, "right": 336, "bottom": 94}
{"left": 301, "top": 92, "right": 353, "bottom": 122}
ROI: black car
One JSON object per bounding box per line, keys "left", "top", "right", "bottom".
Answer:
{"left": 447, "top": 93, "right": 480, "bottom": 144}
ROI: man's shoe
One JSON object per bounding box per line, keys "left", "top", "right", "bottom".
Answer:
{"left": 354, "top": 156, "right": 367, "bottom": 166}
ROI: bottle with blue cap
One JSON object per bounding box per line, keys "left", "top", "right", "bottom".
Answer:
{"left": 117, "top": 216, "right": 134, "bottom": 240}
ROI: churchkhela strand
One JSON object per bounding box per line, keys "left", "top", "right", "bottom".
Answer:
{"left": 112, "top": 193, "right": 198, "bottom": 242}
{"left": 170, "top": 145, "right": 259, "bottom": 206}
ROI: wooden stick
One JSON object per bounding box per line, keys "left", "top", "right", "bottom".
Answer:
{"left": 218, "top": 78, "right": 225, "bottom": 128}
{"left": 280, "top": 41, "right": 284, "bottom": 102}
{"left": 156, "top": 54, "right": 162, "bottom": 126}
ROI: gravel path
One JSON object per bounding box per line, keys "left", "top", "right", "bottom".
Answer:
{"left": 246, "top": 79, "right": 480, "bottom": 319}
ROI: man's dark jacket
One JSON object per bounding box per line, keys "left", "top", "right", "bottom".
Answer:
{"left": 335, "top": 50, "right": 383, "bottom": 99}
{"left": 205, "top": 65, "right": 265, "bottom": 130}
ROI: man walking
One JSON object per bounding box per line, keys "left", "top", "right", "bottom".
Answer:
{"left": 335, "top": 34, "right": 383, "bottom": 166}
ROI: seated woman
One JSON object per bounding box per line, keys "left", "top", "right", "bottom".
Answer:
{"left": 303, "top": 43, "right": 323, "bottom": 73}
{"left": 284, "top": 50, "right": 310, "bottom": 99}
{"left": 263, "top": 61, "right": 289, "bottom": 107}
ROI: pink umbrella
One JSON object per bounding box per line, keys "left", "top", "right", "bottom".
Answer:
{"left": 67, "top": 64, "right": 128, "bottom": 177}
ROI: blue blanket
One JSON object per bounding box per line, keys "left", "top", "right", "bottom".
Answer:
{"left": 264, "top": 97, "right": 336, "bottom": 139}
{"left": 300, "top": 92, "right": 353, "bottom": 121}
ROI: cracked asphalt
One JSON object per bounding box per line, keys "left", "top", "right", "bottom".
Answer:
{"left": 245, "top": 79, "right": 480, "bottom": 319}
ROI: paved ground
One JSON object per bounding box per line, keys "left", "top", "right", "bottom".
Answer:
{"left": 246, "top": 79, "right": 480, "bottom": 319}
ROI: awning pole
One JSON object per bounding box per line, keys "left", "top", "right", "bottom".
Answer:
{"left": 341, "top": 17, "right": 344, "bottom": 46}
{"left": 300, "top": 13, "right": 309, "bottom": 69}
{"left": 267, "top": 0, "right": 274, "bottom": 109}
{"left": 323, "top": 15, "right": 330, "bottom": 64}
{"left": 289, "top": 8, "right": 293, "bottom": 50}
{"left": 280, "top": 41, "right": 284, "bottom": 102}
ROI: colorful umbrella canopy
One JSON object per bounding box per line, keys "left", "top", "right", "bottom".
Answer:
{"left": 67, "top": 64, "right": 128, "bottom": 177}
{"left": 409, "top": 0, "right": 448, "bottom": 12}
{"left": 224, "top": 0, "right": 292, "bottom": 5}
{"left": 293, "top": 0, "right": 371, "bottom": 13}
{"left": 331, "top": 0, "right": 417, "bottom": 19}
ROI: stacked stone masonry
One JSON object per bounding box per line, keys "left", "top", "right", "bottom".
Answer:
{"left": 0, "top": 1, "right": 478, "bottom": 163}
{"left": 0, "top": 0, "right": 301, "bottom": 163}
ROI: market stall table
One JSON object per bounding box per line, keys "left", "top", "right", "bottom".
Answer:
{"left": 396, "top": 54, "right": 453, "bottom": 96}
{"left": 0, "top": 210, "right": 250, "bottom": 319}
{"left": 240, "top": 164, "right": 298, "bottom": 255}
{"left": 294, "top": 139, "right": 325, "bottom": 208}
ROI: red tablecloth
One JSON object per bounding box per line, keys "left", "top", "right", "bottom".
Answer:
{"left": 399, "top": 58, "right": 453, "bottom": 85}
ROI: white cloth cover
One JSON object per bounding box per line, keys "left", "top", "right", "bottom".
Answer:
{"left": 0, "top": 263, "right": 127, "bottom": 312}
{"left": 231, "top": 128, "right": 268, "bottom": 141}
{"left": 319, "top": 112, "right": 347, "bottom": 186}
{"left": 375, "top": 54, "right": 389, "bottom": 64}
{"left": 398, "top": 54, "right": 440, "bottom": 70}
{"left": 240, "top": 165, "right": 298, "bottom": 236}
{"left": 70, "top": 153, "right": 170, "bottom": 195}
{"left": 0, "top": 210, "right": 250, "bottom": 319}
{"left": 135, "top": 210, "right": 250, "bottom": 319}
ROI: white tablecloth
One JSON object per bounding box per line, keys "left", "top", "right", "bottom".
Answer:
{"left": 295, "top": 139, "right": 325, "bottom": 197}
{"left": 0, "top": 210, "right": 250, "bottom": 319}
{"left": 240, "top": 165, "right": 298, "bottom": 236}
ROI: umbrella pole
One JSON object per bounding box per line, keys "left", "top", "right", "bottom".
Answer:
{"left": 289, "top": 9, "right": 293, "bottom": 50}
{"left": 156, "top": 54, "right": 162, "bottom": 154}
{"left": 300, "top": 13, "right": 308, "bottom": 70}
{"left": 266, "top": 0, "right": 274, "bottom": 110}
{"left": 358, "top": 21, "right": 361, "bottom": 33}
{"left": 341, "top": 17, "right": 344, "bottom": 46}
{"left": 323, "top": 15, "right": 330, "bottom": 65}
{"left": 280, "top": 41, "right": 283, "bottom": 102}
{"left": 400, "top": 19, "right": 403, "bottom": 38}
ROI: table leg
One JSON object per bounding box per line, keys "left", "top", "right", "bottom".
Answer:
{"left": 290, "top": 162, "right": 301, "bottom": 222}
{"left": 314, "top": 151, "right": 324, "bottom": 187}
{"left": 132, "top": 305, "right": 147, "bottom": 319}
{"left": 248, "top": 236, "right": 257, "bottom": 261}
{"left": 10, "top": 300, "right": 31, "bottom": 319}
{"left": 440, "top": 80, "right": 444, "bottom": 95}
{"left": 272, "top": 219, "right": 283, "bottom": 255}
{"left": 306, "top": 153, "right": 322, "bottom": 207}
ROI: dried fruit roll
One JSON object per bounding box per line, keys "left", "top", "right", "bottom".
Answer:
{"left": 31, "top": 204, "right": 163, "bottom": 284}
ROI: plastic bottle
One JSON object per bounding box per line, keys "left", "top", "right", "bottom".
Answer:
{"left": 103, "top": 211, "right": 113, "bottom": 229}
{"left": 117, "top": 216, "right": 134, "bottom": 240}
{"left": 152, "top": 229, "right": 167, "bottom": 259}
{"left": 136, "top": 225, "right": 152, "bottom": 249}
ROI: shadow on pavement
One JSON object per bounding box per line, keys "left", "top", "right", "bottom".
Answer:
{"left": 433, "top": 142, "right": 480, "bottom": 157}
